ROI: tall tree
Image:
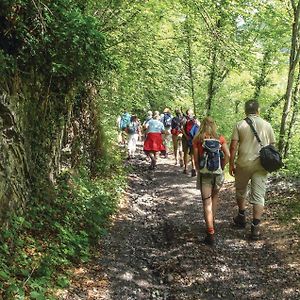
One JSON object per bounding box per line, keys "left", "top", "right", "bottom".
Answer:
{"left": 184, "top": 19, "right": 197, "bottom": 115}
{"left": 284, "top": 63, "right": 300, "bottom": 157}
{"left": 252, "top": 50, "right": 272, "bottom": 101}
{"left": 279, "top": 0, "right": 300, "bottom": 153}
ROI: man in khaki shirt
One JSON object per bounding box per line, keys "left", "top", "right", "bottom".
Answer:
{"left": 229, "top": 100, "right": 275, "bottom": 240}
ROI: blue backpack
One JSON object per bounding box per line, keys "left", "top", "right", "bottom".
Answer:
{"left": 171, "top": 116, "right": 182, "bottom": 130}
{"left": 127, "top": 121, "right": 138, "bottom": 134}
{"left": 163, "top": 113, "right": 172, "bottom": 127}
{"left": 199, "top": 139, "right": 223, "bottom": 174}
{"left": 120, "top": 112, "right": 131, "bottom": 130}
{"left": 187, "top": 123, "right": 199, "bottom": 147}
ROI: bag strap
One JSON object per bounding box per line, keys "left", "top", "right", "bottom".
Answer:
{"left": 244, "top": 117, "right": 263, "bottom": 147}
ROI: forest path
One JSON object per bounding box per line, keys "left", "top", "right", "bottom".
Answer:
{"left": 58, "top": 143, "right": 300, "bottom": 300}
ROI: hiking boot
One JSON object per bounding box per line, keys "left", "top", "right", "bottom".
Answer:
{"left": 183, "top": 169, "right": 188, "bottom": 174}
{"left": 202, "top": 233, "right": 215, "bottom": 246}
{"left": 250, "top": 223, "right": 261, "bottom": 240}
{"left": 191, "top": 169, "right": 196, "bottom": 177}
{"left": 233, "top": 213, "right": 246, "bottom": 228}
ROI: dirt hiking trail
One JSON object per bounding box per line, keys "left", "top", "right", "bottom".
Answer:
{"left": 58, "top": 144, "right": 300, "bottom": 300}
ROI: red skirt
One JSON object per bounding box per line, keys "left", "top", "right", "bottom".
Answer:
{"left": 144, "top": 132, "right": 166, "bottom": 153}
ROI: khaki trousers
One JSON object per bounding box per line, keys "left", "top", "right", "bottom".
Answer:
{"left": 235, "top": 159, "right": 268, "bottom": 206}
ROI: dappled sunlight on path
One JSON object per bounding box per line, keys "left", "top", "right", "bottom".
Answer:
{"left": 58, "top": 144, "right": 300, "bottom": 300}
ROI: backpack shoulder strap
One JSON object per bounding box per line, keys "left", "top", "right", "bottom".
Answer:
{"left": 245, "top": 117, "right": 263, "bottom": 147}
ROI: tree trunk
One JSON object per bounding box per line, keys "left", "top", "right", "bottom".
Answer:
{"left": 88, "top": 86, "right": 107, "bottom": 178}
{"left": 253, "top": 50, "right": 271, "bottom": 101}
{"left": 205, "top": 19, "right": 230, "bottom": 116}
{"left": 206, "top": 44, "right": 218, "bottom": 116}
{"left": 283, "top": 64, "right": 300, "bottom": 158}
{"left": 0, "top": 93, "right": 30, "bottom": 223}
{"left": 187, "top": 34, "right": 196, "bottom": 116}
{"left": 266, "top": 96, "right": 284, "bottom": 121}
{"left": 279, "top": 1, "right": 300, "bottom": 152}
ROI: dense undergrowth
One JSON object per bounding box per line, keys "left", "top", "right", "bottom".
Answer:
{"left": 0, "top": 153, "right": 127, "bottom": 300}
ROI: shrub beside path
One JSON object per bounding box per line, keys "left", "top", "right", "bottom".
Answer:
{"left": 58, "top": 147, "right": 300, "bottom": 300}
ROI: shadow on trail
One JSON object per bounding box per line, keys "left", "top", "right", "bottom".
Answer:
{"left": 59, "top": 146, "right": 300, "bottom": 300}
{"left": 97, "top": 153, "right": 300, "bottom": 300}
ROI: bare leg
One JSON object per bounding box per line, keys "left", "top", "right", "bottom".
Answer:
{"left": 183, "top": 151, "right": 188, "bottom": 172}
{"left": 212, "top": 192, "right": 219, "bottom": 220}
{"left": 178, "top": 141, "right": 183, "bottom": 166}
{"left": 148, "top": 152, "right": 155, "bottom": 169}
{"left": 172, "top": 135, "right": 178, "bottom": 164}
{"left": 201, "top": 185, "right": 214, "bottom": 231}
{"left": 253, "top": 204, "right": 264, "bottom": 220}
{"left": 179, "top": 152, "right": 183, "bottom": 166}
{"left": 236, "top": 197, "right": 246, "bottom": 211}
{"left": 190, "top": 153, "right": 195, "bottom": 169}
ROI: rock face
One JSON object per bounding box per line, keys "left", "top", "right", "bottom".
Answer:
{"left": 0, "top": 94, "right": 29, "bottom": 222}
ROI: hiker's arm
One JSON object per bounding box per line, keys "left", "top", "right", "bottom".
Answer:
{"left": 193, "top": 144, "right": 199, "bottom": 172}
{"left": 229, "top": 139, "right": 238, "bottom": 177}
{"left": 222, "top": 142, "right": 230, "bottom": 167}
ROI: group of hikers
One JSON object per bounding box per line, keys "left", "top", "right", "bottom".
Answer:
{"left": 117, "top": 100, "right": 276, "bottom": 247}
{"left": 117, "top": 108, "right": 200, "bottom": 174}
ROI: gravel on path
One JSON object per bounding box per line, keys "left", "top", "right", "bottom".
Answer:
{"left": 58, "top": 147, "right": 300, "bottom": 300}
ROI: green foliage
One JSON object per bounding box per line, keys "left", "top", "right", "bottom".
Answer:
{"left": 280, "top": 132, "right": 300, "bottom": 177}
{"left": 0, "top": 0, "right": 113, "bottom": 198}
{"left": 1, "top": 0, "right": 300, "bottom": 297}
{"left": 0, "top": 50, "right": 14, "bottom": 76}
{"left": 0, "top": 156, "right": 126, "bottom": 299}
{"left": 0, "top": 0, "right": 109, "bottom": 82}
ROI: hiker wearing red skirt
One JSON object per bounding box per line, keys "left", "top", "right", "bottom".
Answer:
{"left": 143, "top": 111, "right": 166, "bottom": 170}
{"left": 142, "top": 110, "right": 153, "bottom": 141}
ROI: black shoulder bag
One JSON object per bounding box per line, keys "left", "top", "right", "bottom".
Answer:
{"left": 245, "top": 117, "right": 283, "bottom": 173}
